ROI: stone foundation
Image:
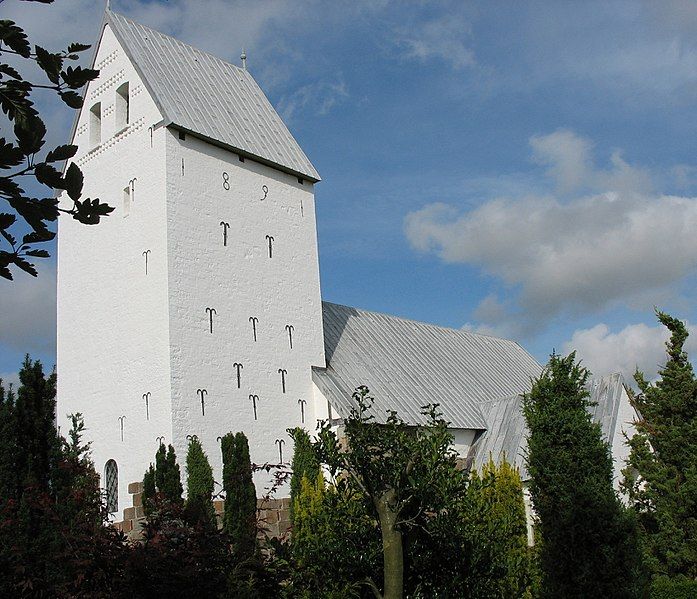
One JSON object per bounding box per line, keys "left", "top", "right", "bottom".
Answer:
{"left": 113, "top": 481, "right": 292, "bottom": 541}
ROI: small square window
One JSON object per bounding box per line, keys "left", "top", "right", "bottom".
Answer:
{"left": 178, "top": 130, "right": 186, "bottom": 141}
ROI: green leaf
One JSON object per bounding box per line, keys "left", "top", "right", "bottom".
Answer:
{"left": 58, "top": 90, "right": 82, "bottom": 109}
{"left": 24, "top": 249, "right": 50, "bottom": 258}
{"left": 34, "top": 45, "right": 62, "bottom": 85}
{"left": 0, "top": 138, "right": 24, "bottom": 168}
{"left": 0, "top": 63, "right": 21, "bottom": 80}
{"left": 14, "top": 115, "right": 46, "bottom": 155}
{"left": 0, "top": 80, "right": 36, "bottom": 121}
{"left": 22, "top": 229, "right": 55, "bottom": 245}
{"left": 61, "top": 65, "right": 99, "bottom": 90}
{"left": 34, "top": 162, "right": 63, "bottom": 187}
{"left": 67, "top": 42, "right": 91, "bottom": 54}
{"left": 0, "top": 225, "right": 16, "bottom": 247}
{"left": 0, "top": 20, "right": 31, "bottom": 58}
{"left": 63, "top": 162, "right": 83, "bottom": 201}
{"left": 45, "top": 144, "right": 77, "bottom": 163}
{"left": 12, "top": 255, "right": 37, "bottom": 277}
{"left": 0, "top": 213, "right": 16, "bottom": 229}
{"left": 72, "top": 197, "right": 114, "bottom": 224}
{"left": 0, "top": 176, "right": 21, "bottom": 198}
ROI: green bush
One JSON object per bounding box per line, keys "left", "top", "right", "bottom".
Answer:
{"left": 221, "top": 432, "right": 257, "bottom": 557}
{"left": 185, "top": 436, "right": 215, "bottom": 526}
{"left": 288, "top": 427, "right": 320, "bottom": 523}
{"left": 650, "top": 576, "right": 697, "bottom": 599}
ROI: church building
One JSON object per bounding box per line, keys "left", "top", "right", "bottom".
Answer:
{"left": 56, "top": 10, "right": 636, "bottom": 517}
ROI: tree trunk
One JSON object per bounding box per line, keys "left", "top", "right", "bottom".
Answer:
{"left": 375, "top": 490, "right": 403, "bottom": 599}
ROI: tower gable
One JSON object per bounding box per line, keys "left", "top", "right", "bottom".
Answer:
{"left": 105, "top": 10, "right": 320, "bottom": 182}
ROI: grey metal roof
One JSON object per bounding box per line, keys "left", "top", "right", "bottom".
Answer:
{"left": 312, "top": 302, "right": 542, "bottom": 430}
{"left": 105, "top": 10, "right": 320, "bottom": 181}
{"left": 470, "top": 373, "right": 628, "bottom": 480}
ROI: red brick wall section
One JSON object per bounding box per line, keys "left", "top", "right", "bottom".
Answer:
{"left": 113, "top": 481, "right": 292, "bottom": 541}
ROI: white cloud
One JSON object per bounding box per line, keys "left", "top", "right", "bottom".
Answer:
{"left": 405, "top": 130, "right": 697, "bottom": 333}
{"left": 278, "top": 79, "right": 349, "bottom": 123}
{"left": 393, "top": 14, "right": 475, "bottom": 70}
{"left": 0, "top": 263, "right": 56, "bottom": 356}
{"left": 530, "top": 129, "right": 652, "bottom": 195}
{"left": 562, "top": 320, "right": 697, "bottom": 383}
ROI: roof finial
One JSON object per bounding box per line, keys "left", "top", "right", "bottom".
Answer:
{"left": 240, "top": 49, "right": 247, "bottom": 71}
{"left": 106, "top": 0, "right": 111, "bottom": 10}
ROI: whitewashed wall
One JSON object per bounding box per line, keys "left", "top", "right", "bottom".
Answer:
{"left": 165, "top": 131, "right": 325, "bottom": 495}
{"left": 57, "top": 24, "right": 172, "bottom": 514}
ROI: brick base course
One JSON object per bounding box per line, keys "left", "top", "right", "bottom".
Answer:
{"left": 113, "top": 481, "right": 292, "bottom": 542}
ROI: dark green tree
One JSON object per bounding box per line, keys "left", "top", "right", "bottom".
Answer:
{"left": 523, "top": 352, "right": 645, "bottom": 599}
{"left": 142, "top": 464, "right": 156, "bottom": 517}
{"left": 288, "top": 426, "right": 320, "bottom": 523}
{"left": 143, "top": 443, "right": 183, "bottom": 508}
{"left": 185, "top": 436, "right": 215, "bottom": 525}
{"left": 623, "top": 311, "right": 697, "bottom": 579}
{"left": 221, "top": 431, "right": 257, "bottom": 557}
{"left": 0, "top": 1, "right": 113, "bottom": 280}
{"left": 313, "top": 387, "right": 470, "bottom": 599}
{"left": 464, "top": 456, "right": 532, "bottom": 598}
{"left": 0, "top": 357, "right": 126, "bottom": 596}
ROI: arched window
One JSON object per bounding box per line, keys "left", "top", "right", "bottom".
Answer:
{"left": 115, "top": 82, "right": 129, "bottom": 128}
{"left": 104, "top": 459, "right": 118, "bottom": 514}
{"left": 89, "top": 102, "right": 101, "bottom": 147}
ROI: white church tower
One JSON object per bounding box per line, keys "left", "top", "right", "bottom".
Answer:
{"left": 57, "top": 10, "right": 325, "bottom": 514}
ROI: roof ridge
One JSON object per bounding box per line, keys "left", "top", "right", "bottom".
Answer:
{"left": 106, "top": 10, "right": 244, "bottom": 75}
{"left": 322, "top": 300, "right": 522, "bottom": 344}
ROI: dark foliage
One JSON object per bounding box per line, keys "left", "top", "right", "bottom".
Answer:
{"left": 185, "top": 436, "right": 216, "bottom": 526}
{"left": 623, "top": 311, "right": 697, "bottom": 579}
{"left": 0, "top": 1, "right": 113, "bottom": 280}
{"left": 0, "top": 356, "right": 127, "bottom": 597}
{"left": 287, "top": 427, "right": 319, "bottom": 523}
{"left": 523, "top": 352, "right": 646, "bottom": 598}
{"left": 222, "top": 432, "right": 258, "bottom": 558}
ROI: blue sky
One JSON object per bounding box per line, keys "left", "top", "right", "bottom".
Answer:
{"left": 2, "top": 0, "right": 697, "bottom": 386}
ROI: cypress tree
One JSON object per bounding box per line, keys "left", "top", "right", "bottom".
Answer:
{"left": 288, "top": 427, "right": 319, "bottom": 522}
{"left": 523, "top": 352, "right": 645, "bottom": 598}
{"left": 465, "top": 456, "right": 531, "bottom": 598}
{"left": 623, "top": 311, "right": 697, "bottom": 578}
{"left": 162, "top": 444, "right": 183, "bottom": 505}
{"left": 185, "top": 436, "right": 215, "bottom": 525}
{"left": 221, "top": 432, "right": 257, "bottom": 556}
{"left": 142, "top": 464, "right": 156, "bottom": 517}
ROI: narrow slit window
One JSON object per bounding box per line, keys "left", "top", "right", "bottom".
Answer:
{"left": 115, "top": 82, "right": 129, "bottom": 128}
{"left": 123, "top": 185, "right": 131, "bottom": 217}
{"left": 104, "top": 459, "right": 118, "bottom": 514}
{"left": 89, "top": 102, "right": 101, "bottom": 148}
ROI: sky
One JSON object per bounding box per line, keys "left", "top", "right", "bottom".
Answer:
{"left": 2, "top": 0, "right": 697, "bottom": 388}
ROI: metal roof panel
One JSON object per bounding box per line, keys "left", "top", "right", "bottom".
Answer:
{"left": 313, "top": 302, "right": 543, "bottom": 430}
{"left": 106, "top": 10, "right": 320, "bottom": 181}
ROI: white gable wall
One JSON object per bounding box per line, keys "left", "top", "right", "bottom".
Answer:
{"left": 165, "top": 131, "right": 325, "bottom": 494}
{"left": 57, "top": 23, "right": 172, "bottom": 514}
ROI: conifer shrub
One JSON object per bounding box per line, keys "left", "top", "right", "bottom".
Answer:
{"left": 221, "top": 432, "right": 257, "bottom": 557}
{"left": 650, "top": 576, "right": 697, "bottom": 599}
{"left": 464, "top": 456, "right": 532, "bottom": 598}
{"left": 185, "top": 436, "right": 215, "bottom": 525}
{"left": 288, "top": 427, "right": 319, "bottom": 523}
{"left": 523, "top": 352, "right": 646, "bottom": 598}
{"left": 142, "top": 443, "right": 183, "bottom": 513}
{"left": 0, "top": 358, "right": 127, "bottom": 597}
{"left": 142, "top": 464, "right": 156, "bottom": 517}
{"left": 623, "top": 311, "right": 697, "bottom": 579}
